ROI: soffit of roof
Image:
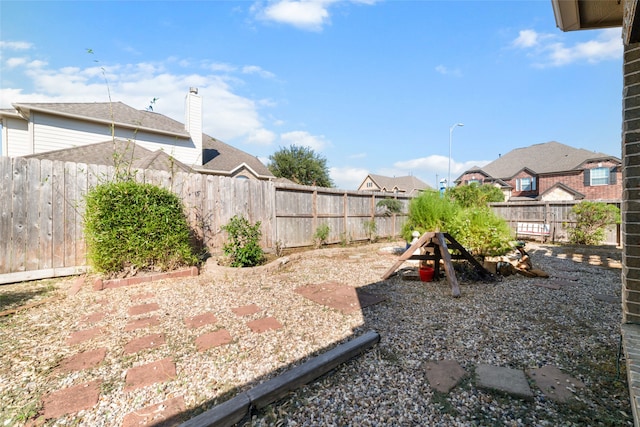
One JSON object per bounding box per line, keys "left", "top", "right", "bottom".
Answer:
{"left": 201, "top": 134, "right": 273, "bottom": 177}
{"left": 12, "top": 102, "right": 190, "bottom": 139}
{"left": 552, "top": 0, "right": 623, "bottom": 31}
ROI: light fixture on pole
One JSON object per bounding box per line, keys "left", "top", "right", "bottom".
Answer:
{"left": 448, "top": 123, "right": 464, "bottom": 188}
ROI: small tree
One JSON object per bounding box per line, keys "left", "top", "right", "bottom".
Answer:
{"left": 268, "top": 145, "right": 334, "bottom": 187}
{"left": 221, "top": 215, "right": 265, "bottom": 267}
{"left": 313, "top": 223, "right": 330, "bottom": 248}
{"left": 376, "top": 198, "right": 403, "bottom": 216}
{"left": 448, "top": 183, "right": 504, "bottom": 208}
{"left": 566, "top": 201, "right": 620, "bottom": 245}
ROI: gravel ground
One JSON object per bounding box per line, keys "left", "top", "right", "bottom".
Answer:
{"left": 0, "top": 241, "right": 631, "bottom": 426}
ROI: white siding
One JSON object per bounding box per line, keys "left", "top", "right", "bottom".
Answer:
{"left": 3, "top": 117, "right": 30, "bottom": 157}
{"left": 31, "top": 112, "right": 200, "bottom": 165}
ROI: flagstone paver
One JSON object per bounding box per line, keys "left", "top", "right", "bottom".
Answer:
{"left": 42, "top": 380, "right": 102, "bottom": 419}
{"left": 128, "top": 302, "right": 161, "bottom": 316}
{"left": 294, "top": 281, "right": 386, "bottom": 314}
{"left": 124, "top": 333, "right": 166, "bottom": 354}
{"left": 125, "top": 315, "right": 161, "bottom": 331}
{"left": 80, "top": 311, "right": 106, "bottom": 324}
{"left": 58, "top": 348, "right": 107, "bottom": 373}
{"left": 527, "top": 365, "right": 585, "bottom": 403}
{"left": 131, "top": 292, "right": 155, "bottom": 301}
{"left": 124, "top": 358, "right": 176, "bottom": 392}
{"left": 246, "top": 317, "right": 283, "bottom": 333}
{"left": 232, "top": 304, "right": 261, "bottom": 316}
{"left": 476, "top": 364, "right": 533, "bottom": 399}
{"left": 423, "top": 359, "right": 467, "bottom": 393}
{"left": 121, "top": 396, "right": 186, "bottom": 427}
{"left": 66, "top": 327, "right": 103, "bottom": 345}
{"left": 184, "top": 312, "right": 218, "bottom": 329}
{"left": 195, "top": 329, "right": 233, "bottom": 352}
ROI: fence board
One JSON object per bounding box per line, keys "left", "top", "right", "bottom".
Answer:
{"left": 63, "top": 162, "right": 77, "bottom": 267}
{"left": 0, "top": 157, "right": 12, "bottom": 272}
{"left": 25, "top": 158, "right": 41, "bottom": 271}
{"left": 11, "top": 157, "right": 27, "bottom": 272}
{"left": 75, "top": 163, "right": 88, "bottom": 266}
{"left": 39, "top": 160, "right": 53, "bottom": 270}
{"left": 51, "top": 161, "right": 65, "bottom": 268}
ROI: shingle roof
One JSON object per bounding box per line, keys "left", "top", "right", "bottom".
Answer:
{"left": 367, "top": 174, "right": 432, "bottom": 192}
{"left": 23, "top": 140, "right": 194, "bottom": 173}
{"left": 481, "top": 141, "right": 617, "bottom": 178}
{"left": 12, "top": 102, "right": 190, "bottom": 137}
{"left": 199, "top": 135, "right": 272, "bottom": 177}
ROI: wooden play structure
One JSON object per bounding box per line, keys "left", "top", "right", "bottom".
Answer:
{"left": 381, "top": 232, "right": 493, "bottom": 297}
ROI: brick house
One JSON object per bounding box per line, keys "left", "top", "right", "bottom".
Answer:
{"left": 0, "top": 88, "right": 273, "bottom": 180}
{"left": 456, "top": 141, "right": 621, "bottom": 202}
{"left": 357, "top": 174, "right": 431, "bottom": 196}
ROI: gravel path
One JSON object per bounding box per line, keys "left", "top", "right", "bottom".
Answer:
{"left": 0, "top": 241, "right": 631, "bottom": 426}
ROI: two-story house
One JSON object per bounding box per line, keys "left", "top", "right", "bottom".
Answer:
{"left": 456, "top": 141, "right": 621, "bottom": 202}
{"left": 0, "top": 88, "right": 273, "bottom": 180}
{"left": 357, "top": 174, "right": 431, "bottom": 196}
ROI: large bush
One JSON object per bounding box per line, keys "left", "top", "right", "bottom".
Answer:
{"left": 402, "top": 190, "right": 512, "bottom": 256}
{"left": 84, "top": 181, "right": 198, "bottom": 273}
{"left": 566, "top": 201, "right": 620, "bottom": 245}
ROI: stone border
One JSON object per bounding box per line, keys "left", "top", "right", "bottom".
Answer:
{"left": 180, "top": 330, "right": 380, "bottom": 427}
{"left": 93, "top": 266, "right": 199, "bottom": 291}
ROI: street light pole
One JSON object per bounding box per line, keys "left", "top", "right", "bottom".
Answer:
{"left": 448, "top": 123, "right": 464, "bottom": 188}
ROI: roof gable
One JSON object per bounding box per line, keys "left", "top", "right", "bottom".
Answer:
{"left": 366, "top": 174, "right": 431, "bottom": 192}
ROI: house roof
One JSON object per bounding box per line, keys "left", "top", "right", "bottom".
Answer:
{"left": 23, "top": 140, "right": 195, "bottom": 173}
{"left": 5, "top": 100, "right": 274, "bottom": 179}
{"left": 199, "top": 135, "right": 272, "bottom": 178}
{"left": 478, "top": 141, "right": 618, "bottom": 179}
{"left": 365, "top": 174, "right": 431, "bottom": 192}
{"left": 11, "top": 102, "right": 191, "bottom": 138}
{"left": 551, "top": 0, "right": 622, "bottom": 32}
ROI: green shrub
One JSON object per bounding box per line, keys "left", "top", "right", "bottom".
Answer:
{"left": 376, "top": 198, "right": 403, "bottom": 216}
{"left": 363, "top": 219, "right": 377, "bottom": 242}
{"left": 313, "top": 223, "right": 330, "bottom": 248}
{"left": 566, "top": 201, "right": 620, "bottom": 245}
{"left": 84, "top": 181, "right": 198, "bottom": 273}
{"left": 448, "top": 183, "right": 505, "bottom": 208}
{"left": 221, "top": 215, "right": 264, "bottom": 267}
{"left": 402, "top": 189, "right": 512, "bottom": 256}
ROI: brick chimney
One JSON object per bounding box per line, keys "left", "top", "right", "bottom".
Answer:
{"left": 185, "top": 87, "right": 203, "bottom": 165}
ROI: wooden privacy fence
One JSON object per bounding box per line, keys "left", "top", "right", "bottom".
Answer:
{"left": 489, "top": 200, "right": 621, "bottom": 246}
{"left": 0, "top": 157, "right": 410, "bottom": 280}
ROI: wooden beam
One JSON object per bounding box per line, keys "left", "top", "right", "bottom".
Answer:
{"left": 436, "top": 233, "right": 460, "bottom": 297}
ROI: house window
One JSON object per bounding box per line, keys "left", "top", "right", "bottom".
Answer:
{"left": 366, "top": 182, "right": 372, "bottom": 188}
{"left": 467, "top": 179, "right": 480, "bottom": 186}
{"left": 516, "top": 177, "right": 536, "bottom": 192}
{"left": 590, "top": 167, "right": 610, "bottom": 186}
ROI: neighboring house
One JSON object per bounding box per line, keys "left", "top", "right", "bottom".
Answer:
{"left": 0, "top": 88, "right": 273, "bottom": 180}
{"left": 456, "top": 141, "right": 621, "bottom": 202}
{"left": 357, "top": 174, "right": 431, "bottom": 196}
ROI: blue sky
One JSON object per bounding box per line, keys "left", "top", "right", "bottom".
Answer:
{"left": 0, "top": 0, "right": 623, "bottom": 189}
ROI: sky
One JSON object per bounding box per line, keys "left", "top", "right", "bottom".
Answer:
{"left": 0, "top": 0, "right": 624, "bottom": 190}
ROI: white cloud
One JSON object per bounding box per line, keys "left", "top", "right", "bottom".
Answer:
{"left": 513, "top": 28, "right": 622, "bottom": 67}
{"left": 349, "top": 152, "right": 367, "bottom": 159}
{"left": 256, "top": 0, "right": 332, "bottom": 31}
{"left": 435, "top": 64, "right": 462, "bottom": 77}
{"left": 251, "top": 0, "right": 377, "bottom": 31}
{"left": 0, "top": 57, "right": 278, "bottom": 147}
{"left": 280, "top": 130, "right": 329, "bottom": 151}
{"left": 242, "top": 65, "right": 276, "bottom": 79}
{"left": 329, "top": 166, "right": 369, "bottom": 190}
{"left": 0, "top": 41, "right": 33, "bottom": 50}
{"left": 6, "top": 57, "right": 27, "bottom": 68}
{"left": 390, "top": 155, "right": 490, "bottom": 187}
{"left": 512, "top": 29, "right": 539, "bottom": 48}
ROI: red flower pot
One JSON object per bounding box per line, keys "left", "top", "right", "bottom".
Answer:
{"left": 419, "top": 266, "right": 435, "bottom": 282}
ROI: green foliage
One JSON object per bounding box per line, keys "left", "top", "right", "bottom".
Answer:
{"left": 84, "top": 181, "right": 198, "bottom": 273}
{"left": 363, "top": 219, "right": 377, "bottom": 242}
{"left": 402, "top": 190, "right": 513, "bottom": 256}
{"left": 221, "top": 215, "right": 265, "bottom": 267}
{"left": 566, "top": 201, "right": 620, "bottom": 245}
{"left": 376, "top": 198, "right": 403, "bottom": 216}
{"left": 448, "top": 183, "right": 505, "bottom": 208}
{"left": 313, "top": 223, "right": 330, "bottom": 248}
{"left": 268, "top": 145, "right": 334, "bottom": 187}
